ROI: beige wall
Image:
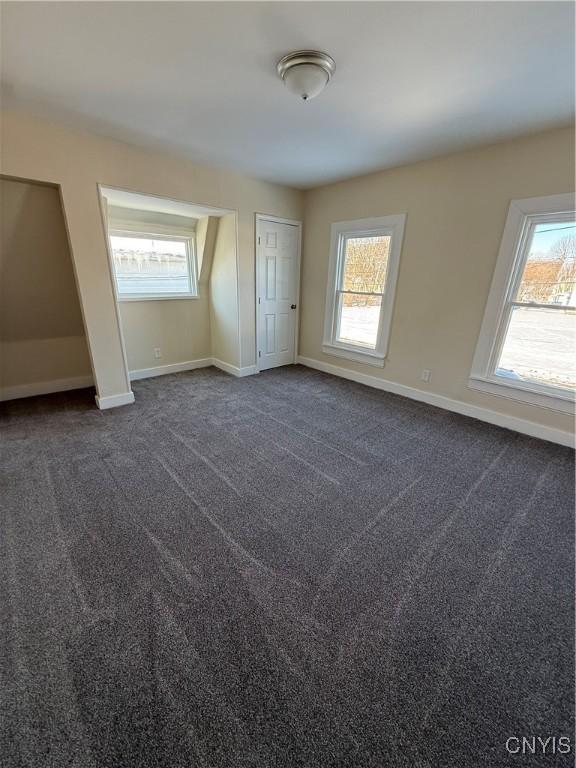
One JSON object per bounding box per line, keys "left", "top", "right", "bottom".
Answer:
{"left": 0, "top": 177, "right": 92, "bottom": 390}
{"left": 0, "top": 109, "right": 303, "bottom": 400}
{"left": 210, "top": 213, "right": 240, "bottom": 367}
{"left": 119, "top": 299, "right": 211, "bottom": 371}
{"left": 108, "top": 204, "right": 212, "bottom": 372}
{"left": 300, "top": 125, "right": 575, "bottom": 436}
{"left": 198, "top": 216, "right": 219, "bottom": 285}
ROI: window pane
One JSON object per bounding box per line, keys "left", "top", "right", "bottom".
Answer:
{"left": 110, "top": 235, "right": 190, "bottom": 295}
{"left": 516, "top": 221, "right": 576, "bottom": 307}
{"left": 337, "top": 293, "right": 382, "bottom": 349}
{"left": 341, "top": 235, "right": 391, "bottom": 293}
{"left": 496, "top": 306, "right": 576, "bottom": 390}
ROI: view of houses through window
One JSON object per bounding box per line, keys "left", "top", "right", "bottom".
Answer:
{"left": 110, "top": 232, "right": 195, "bottom": 297}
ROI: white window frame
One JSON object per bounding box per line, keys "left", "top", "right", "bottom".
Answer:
{"left": 469, "top": 193, "right": 576, "bottom": 414}
{"left": 322, "top": 214, "right": 406, "bottom": 367}
{"left": 110, "top": 226, "right": 198, "bottom": 301}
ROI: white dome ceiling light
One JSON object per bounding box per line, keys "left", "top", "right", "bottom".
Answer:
{"left": 277, "top": 50, "right": 336, "bottom": 101}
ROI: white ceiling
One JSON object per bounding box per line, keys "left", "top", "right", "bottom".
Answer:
{"left": 1, "top": 2, "right": 574, "bottom": 188}
{"left": 101, "top": 187, "right": 231, "bottom": 218}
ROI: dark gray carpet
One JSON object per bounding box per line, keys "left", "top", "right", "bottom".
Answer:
{"left": 1, "top": 365, "right": 574, "bottom": 768}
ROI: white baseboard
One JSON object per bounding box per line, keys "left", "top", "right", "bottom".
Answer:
{"left": 238, "top": 364, "right": 259, "bottom": 377}
{"left": 95, "top": 391, "right": 135, "bottom": 410}
{"left": 297, "top": 355, "right": 574, "bottom": 449}
{"left": 132, "top": 357, "right": 258, "bottom": 380}
{"left": 129, "top": 358, "right": 212, "bottom": 381}
{"left": 212, "top": 359, "right": 259, "bottom": 378}
{"left": 0, "top": 375, "right": 94, "bottom": 402}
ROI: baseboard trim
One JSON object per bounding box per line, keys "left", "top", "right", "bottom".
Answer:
{"left": 132, "top": 357, "right": 259, "bottom": 380}
{"left": 297, "top": 355, "right": 574, "bottom": 449}
{"left": 95, "top": 391, "right": 135, "bottom": 410}
{"left": 212, "top": 359, "right": 259, "bottom": 378}
{"left": 129, "top": 358, "right": 213, "bottom": 381}
{"left": 0, "top": 375, "right": 94, "bottom": 402}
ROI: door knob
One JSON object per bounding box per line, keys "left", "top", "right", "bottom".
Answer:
{"left": 291, "top": 304, "right": 297, "bottom": 309}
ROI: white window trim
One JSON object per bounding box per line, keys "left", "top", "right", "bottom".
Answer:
{"left": 110, "top": 227, "right": 198, "bottom": 301}
{"left": 322, "top": 214, "right": 406, "bottom": 367}
{"left": 469, "top": 192, "right": 575, "bottom": 414}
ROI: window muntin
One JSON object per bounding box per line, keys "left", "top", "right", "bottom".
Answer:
{"left": 110, "top": 231, "right": 197, "bottom": 298}
{"left": 323, "top": 215, "right": 405, "bottom": 366}
{"left": 470, "top": 195, "right": 576, "bottom": 411}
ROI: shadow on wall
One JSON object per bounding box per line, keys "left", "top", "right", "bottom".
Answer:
{"left": 0, "top": 177, "right": 92, "bottom": 399}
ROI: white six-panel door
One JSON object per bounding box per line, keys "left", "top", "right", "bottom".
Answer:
{"left": 256, "top": 218, "right": 300, "bottom": 371}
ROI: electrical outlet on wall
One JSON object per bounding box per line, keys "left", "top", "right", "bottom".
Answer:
{"left": 421, "top": 369, "right": 431, "bottom": 383}
{"left": 154, "top": 347, "right": 162, "bottom": 359}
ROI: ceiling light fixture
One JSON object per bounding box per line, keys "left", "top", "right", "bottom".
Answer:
{"left": 277, "top": 50, "right": 336, "bottom": 101}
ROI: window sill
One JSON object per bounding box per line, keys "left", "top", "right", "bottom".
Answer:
{"left": 118, "top": 294, "right": 200, "bottom": 302}
{"left": 468, "top": 375, "right": 575, "bottom": 414}
{"left": 322, "top": 342, "right": 385, "bottom": 367}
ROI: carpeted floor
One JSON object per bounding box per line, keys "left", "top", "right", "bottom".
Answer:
{"left": 1, "top": 365, "right": 574, "bottom": 768}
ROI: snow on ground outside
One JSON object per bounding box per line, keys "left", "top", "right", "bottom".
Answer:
{"left": 339, "top": 306, "right": 576, "bottom": 389}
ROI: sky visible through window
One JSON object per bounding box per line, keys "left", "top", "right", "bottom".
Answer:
{"left": 528, "top": 222, "right": 576, "bottom": 258}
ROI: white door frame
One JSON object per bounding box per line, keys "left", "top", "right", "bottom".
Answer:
{"left": 255, "top": 214, "right": 303, "bottom": 372}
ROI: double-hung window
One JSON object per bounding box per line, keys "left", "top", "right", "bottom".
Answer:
{"left": 470, "top": 193, "right": 575, "bottom": 413}
{"left": 322, "top": 215, "right": 406, "bottom": 366}
{"left": 110, "top": 229, "right": 198, "bottom": 300}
